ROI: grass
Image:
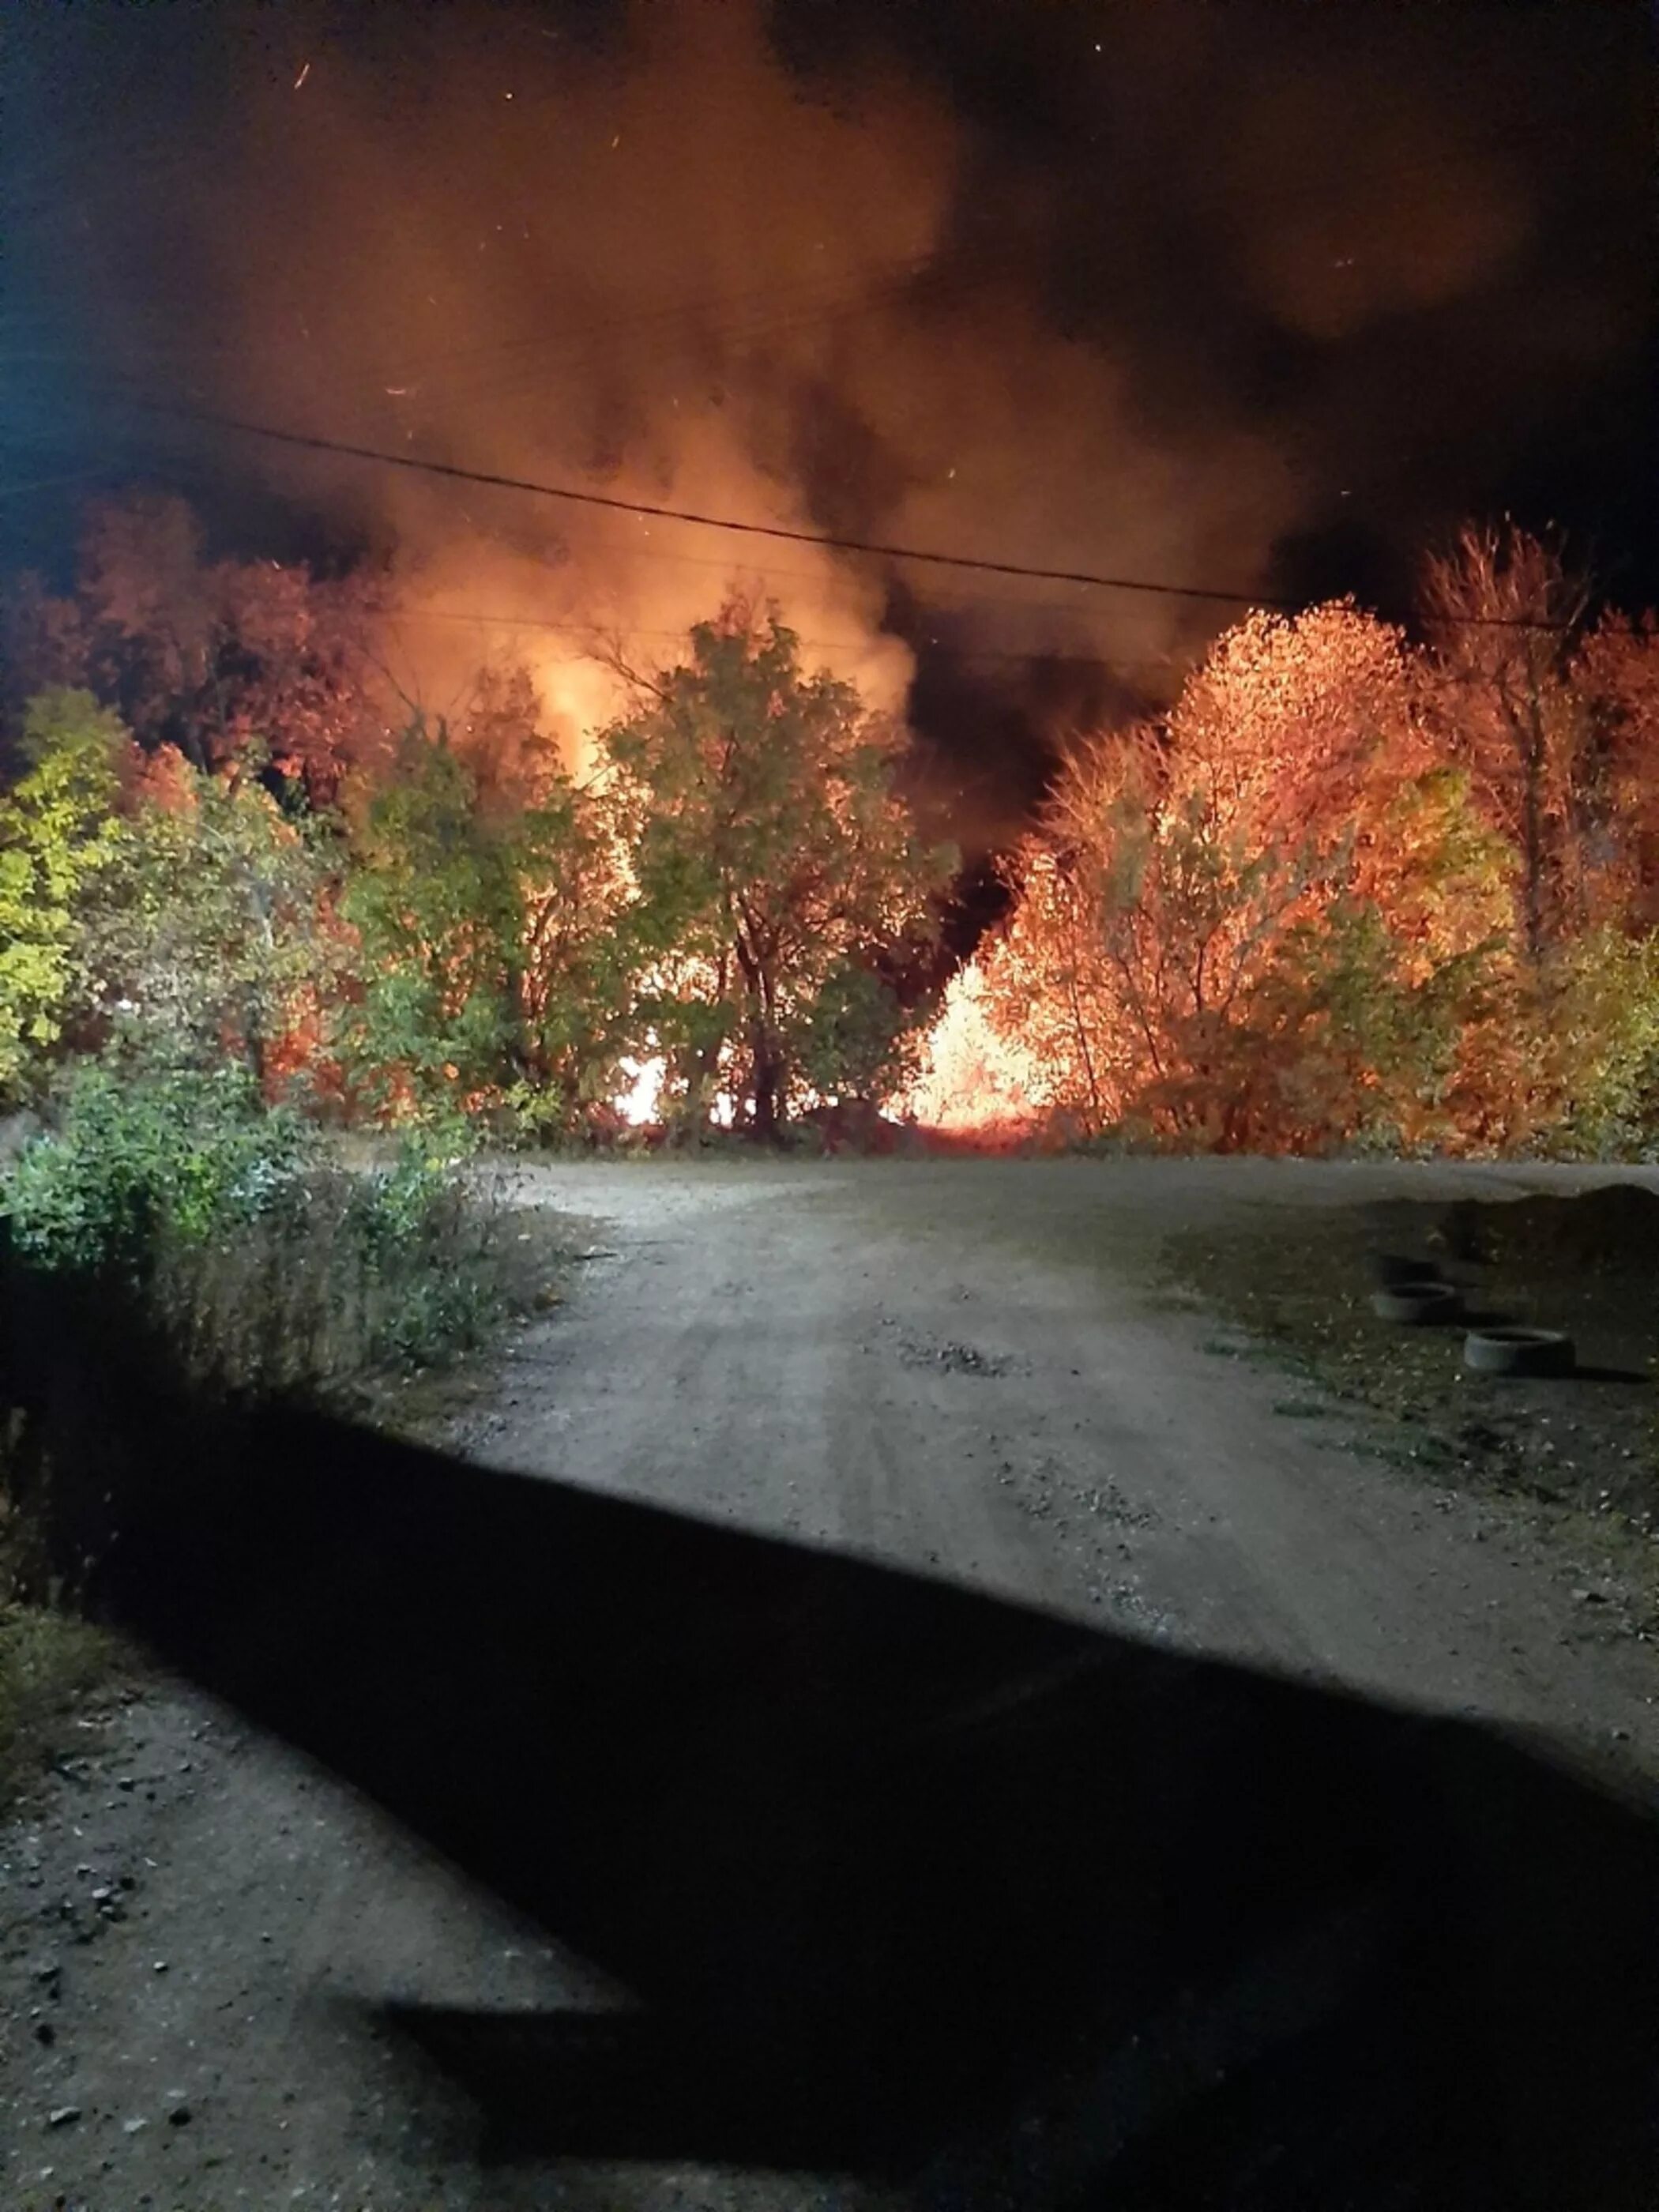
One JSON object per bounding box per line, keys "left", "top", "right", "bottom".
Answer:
{"left": 1345, "top": 1430, "right": 1464, "bottom": 1474}
{"left": 1165, "top": 1184, "right": 1659, "bottom": 1609}
{"left": 0, "top": 1601, "right": 125, "bottom": 1816}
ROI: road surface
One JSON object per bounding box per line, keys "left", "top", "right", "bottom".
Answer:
{"left": 4, "top": 1157, "right": 1657, "bottom": 2209}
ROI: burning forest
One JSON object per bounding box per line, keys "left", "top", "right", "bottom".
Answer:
{"left": 4, "top": 0, "right": 1650, "bottom": 1156}
{"left": 4, "top": 498, "right": 1658, "bottom": 1157}
{"left": 0, "top": 0, "right": 1654, "bottom": 1152}
{"left": 3, "top": 0, "right": 1652, "bottom": 1155}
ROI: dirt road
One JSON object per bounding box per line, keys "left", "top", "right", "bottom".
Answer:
{"left": 476, "top": 1157, "right": 1659, "bottom": 1737}
{"left": 4, "top": 1158, "right": 1657, "bottom": 2209}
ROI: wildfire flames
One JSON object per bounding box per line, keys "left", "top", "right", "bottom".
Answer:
{"left": 613, "top": 1054, "right": 667, "bottom": 1128}
{"left": 608, "top": 972, "right": 1044, "bottom": 1140}
{"left": 893, "top": 963, "right": 1045, "bottom": 1137}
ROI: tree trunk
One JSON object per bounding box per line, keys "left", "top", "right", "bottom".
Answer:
{"left": 734, "top": 935, "right": 785, "bottom": 1143}
{"left": 1522, "top": 713, "right": 1546, "bottom": 970}
{"left": 750, "top": 1033, "right": 781, "bottom": 1142}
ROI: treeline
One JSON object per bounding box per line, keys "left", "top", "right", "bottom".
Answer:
{"left": 961, "top": 525, "right": 1659, "bottom": 1154}
{"left": 3, "top": 495, "right": 1659, "bottom": 1157}
{"left": 0, "top": 495, "right": 950, "bottom": 1140}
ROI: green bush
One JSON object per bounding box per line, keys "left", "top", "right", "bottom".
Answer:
{"left": 345, "top": 1127, "right": 502, "bottom": 1368}
{"left": 1, "top": 1071, "right": 503, "bottom": 1388}
{"left": 2, "top": 1063, "right": 312, "bottom": 1274}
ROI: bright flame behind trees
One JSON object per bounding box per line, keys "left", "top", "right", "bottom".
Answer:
{"left": 0, "top": 558, "right": 952, "bottom": 1138}
{"left": 897, "top": 961, "right": 1047, "bottom": 1135}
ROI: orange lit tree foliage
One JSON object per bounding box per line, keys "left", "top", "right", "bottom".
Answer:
{"left": 1574, "top": 611, "right": 1659, "bottom": 927}
{"left": 1418, "top": 523, "right": 1596, "bottom": 962}
{"left": 2, "top": 494, "right": 386, "bottom": 803}
{"left": 980, "top": 604, "right": 1514, "bottom": 1150}
{"left": 1416, "top": 528, "right": 1659, "bottom": 1150}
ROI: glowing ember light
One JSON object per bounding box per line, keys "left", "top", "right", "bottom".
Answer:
{"left": 895, "top": 961, "right": 1045, "bottom": 1135}
{"left": 614, "top": 1053, "right": 666, "bottom": 1127}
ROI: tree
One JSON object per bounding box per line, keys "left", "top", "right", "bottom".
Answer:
{"left": 450, "top": 665, "right": 563, "bottom": 814}
{"left": 339, "top": 717, "right": 627, "bottom": 1127}
{"left": 339, "top": 724, "right": 525, "bottom": 1119}
{"left": 510, "top": 770, "right": 636, "bottom": 1131}
{"left": 83, "top": 745, "right": 344, "bottom": 1093}
{"left": 791, "top": 956, "right": 934, "bottom": 1118}
{"left": 1416, "top": 532, "right": 1659, "bottom": 1149}
{"left": 1574, "top": 611, "right": 1659, "bottom": 929}
{"left": 5, "top": 493, "right": 387, "bottom": 801}
{"left": 600, "top": 607, "right": 951, "bottom": 1138}
{"left": 1419, "top": 523, "right": 1593, "bottom": 965}
{"left": 0, "top": 690, "right": 129, "bottom": 1100}
{"left": 981, "top": 606, "right": 1512, "bottom": 1149}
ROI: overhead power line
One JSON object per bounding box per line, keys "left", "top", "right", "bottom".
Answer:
{"left": 54, "top": 391, "right": 1584, "bottom": 634}
{"left": 2, "top": 395, "right": 1179, "bottom": 630}
{"left": 118, "top": 399, "right": 1582, "bottom": 633}
{"left": 115, "top": 398, "right": 1316, "bottom": 611}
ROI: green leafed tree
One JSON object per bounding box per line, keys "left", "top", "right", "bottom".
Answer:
{"left": 0, "top": 689, "right": 129, "bottom": 1100}
{"left": 339, "top": 718, "right": 628, "bottom": 1127}
{"left": 83, "top": 745, "right": 344, "bottom": 1092}
{"left": 600, "top": 608, "right": 952, "bottom": 1138}
{"left": 510, "top": 775, "right": 637, "bottom": 1132}
{"left": 339, "top": 724, "right": 524, "bottom": 1119}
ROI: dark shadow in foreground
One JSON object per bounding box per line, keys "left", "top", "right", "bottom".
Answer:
{"left": 70, "top": 1398, "right": 1659, "bottom": 2209}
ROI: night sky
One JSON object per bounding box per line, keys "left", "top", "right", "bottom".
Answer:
{"left": 4, "top": 0, "right": 1653, "bottom": 843}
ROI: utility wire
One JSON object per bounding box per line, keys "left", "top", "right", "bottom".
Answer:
{"left": 3, "top": 390, "right": 1181, "bottom": 630}
{"left": 104, "top": 398, "right": 1307, "bottom": 611}
{"left": 109, "top": 397, "right": 1578, "bottom": 633}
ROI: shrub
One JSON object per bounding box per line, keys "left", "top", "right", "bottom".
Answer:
{"left": 0, "top": 1068, "right": 503, "bottom": 1391}
{"left": 2, "top": 1063, "right": 311, "bottom": 1276}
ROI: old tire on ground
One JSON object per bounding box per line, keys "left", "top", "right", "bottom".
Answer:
{"left": 1462, "top": 1326, "right": 1575, "bottom": 1378}
{"left": 1370, "top": 1283, "right": 1462, "bottom": 1325}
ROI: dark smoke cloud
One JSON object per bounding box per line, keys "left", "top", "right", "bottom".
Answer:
{"left": 4, "top": 0, "right": 1650, "bottom": 844}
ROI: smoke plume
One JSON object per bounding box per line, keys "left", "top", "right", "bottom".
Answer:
{"left": 6, "top": 0, "right": 1647, "bottom": 843}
